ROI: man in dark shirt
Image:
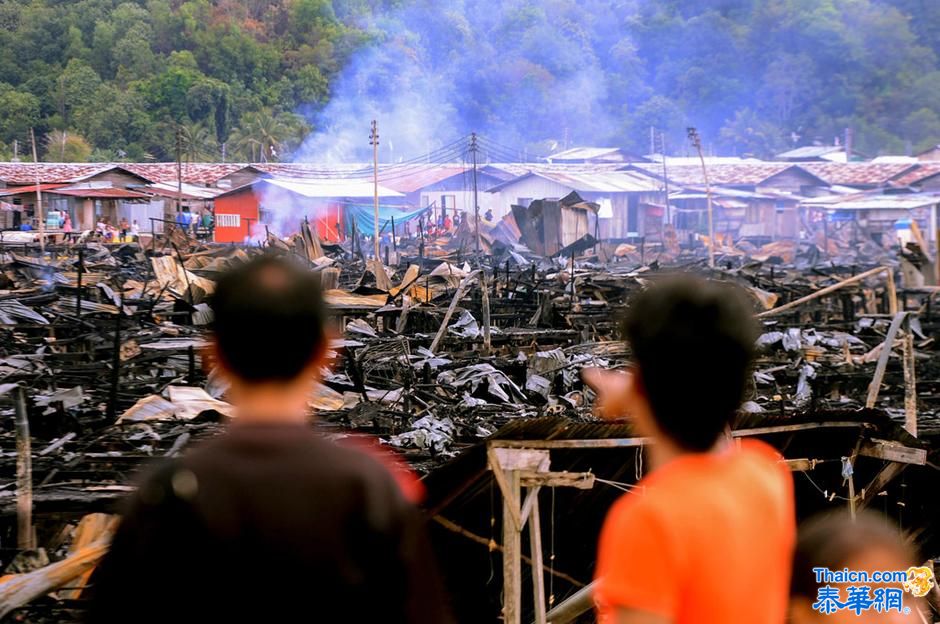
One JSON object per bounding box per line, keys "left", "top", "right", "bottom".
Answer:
{"left": 88, "top": 254, "right": 450, "bottom": 623}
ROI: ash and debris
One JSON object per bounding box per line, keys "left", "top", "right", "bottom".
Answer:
{"left": 1, "top": 218, "right": 939, "bottom": 621}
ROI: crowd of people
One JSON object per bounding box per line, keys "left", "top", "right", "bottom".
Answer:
{"left": 84, "top": 256, "right": 934, "bottom": 623}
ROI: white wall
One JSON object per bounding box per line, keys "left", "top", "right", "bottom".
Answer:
{"left": 488, "top": 177, "right": 575, "bottom": 218}
{"left": 419, "top": 189, "right": 501, "bottom": 220}
{"left": 119, "top": 200, "right": 167, "bottom": 233}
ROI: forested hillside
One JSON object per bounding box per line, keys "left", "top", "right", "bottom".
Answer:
{"left": 0, "top": 0, "right": 938, "bottom": 162}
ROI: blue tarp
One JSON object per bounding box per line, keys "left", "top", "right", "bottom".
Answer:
{"left": 344, "top": 205, "right": 430, "bottom": 237}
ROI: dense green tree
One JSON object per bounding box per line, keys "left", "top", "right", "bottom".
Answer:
{"left": 56, "top": 59, "right": 102, "bottom": 127}
{"left": 1, "top": 0, "right": 940, "bottom": 161}
{"left": 0, "top": 84, "right": 41, "bottom": 145}
{"left": 44, "top": 130, "right": 94, "bottom": 162}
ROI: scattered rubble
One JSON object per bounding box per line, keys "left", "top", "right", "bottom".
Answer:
{"left": 0, "top": 222, "right": 938, "bottom": 621}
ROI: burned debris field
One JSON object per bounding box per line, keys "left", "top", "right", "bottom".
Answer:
{"left": 0, "top": 211, "right": 937, "bottom": 621}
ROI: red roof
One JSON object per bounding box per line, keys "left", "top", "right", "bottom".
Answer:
{"left": 47, "top": 187, "right": 151, "bottom": 199}
{"left": 891, "top": 163, "right": 940, "bottom": 186}
{"left": 630, "top": 163, "right": 821, "bottom": 186}
{"left": 121, "top": 163, "right": 248, "bottom": 185}
{"left": 800, "top": 162, "right": 917, "bottom": 186}
{"left": 0, "top": 184, "right": 67, "bottom": 196}
{"left": 0, "top": 163, "right": 120, "bottom": 184}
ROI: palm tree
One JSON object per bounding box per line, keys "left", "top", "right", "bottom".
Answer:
{"left": 178, "top": 121, "right": 217, "bottom": 162}
{"left": 229, "top": 109, "right": 293, "bottom": 162}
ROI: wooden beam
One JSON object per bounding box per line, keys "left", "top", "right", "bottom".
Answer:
{"left": 429, "top": 269, "right": 480, "bottom": 353}
{"left": 503, "top": 468, "right": 522, "bottom": 624}
{"left": 0, "top": 539, "right": 111, "bottom": 618}
{"left": 529, "top": 493, "right": 547, "bottom": 624}
{"left": 903, "top": 330, "right": 917, "bottom": 436}
{"left": 546, "top": 582, "right": 596, "bottom": 624}
{"left": 731, "top": 421, "right": 864, "bottom": 437}
{"left": 493, "top": 447, "right": 551, "bottom": 471}
{"left": 519, "top": 471, "right": 596, "bottom": 489}
{"left": 858, "top": 462, "right": 908, "bottom": 510}
{"left": 859, "top": 439, "right": 927, "bottom": 465}
{"left": 520, "top": 486, "right": 541, "bottom": 528}
{"left": 15, "top": 387, "right": 32, "bottom": 551}
{"left": 488, "top": 422, "right": 865, "bottom": 451}
{"left": 758, "top": 266, "right": 892, "bottom": 318}
{"left": 784, "top": 458, "right": 820, "bottom": 472}
{"left": 481, "top": 270, "right": 492, "bottom": 355}
{"left": 491, "top": 437, "right": 649, "bottom": 450}
{"left": 865, "top": 311, "right": 910, "bottom": 408}
{"left": 487, "top": 446, "right": 522, "bottom": 531}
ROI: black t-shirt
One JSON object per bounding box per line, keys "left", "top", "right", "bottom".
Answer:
{"left": 87, "top": 423, "right": 451, "bottom": 623}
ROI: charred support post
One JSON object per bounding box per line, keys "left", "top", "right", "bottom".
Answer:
{"left": 481, "top": 270, "right": 492, "bottom": 355}
{"left": 75, "top": 248, "right": 84, "bottom": 318}
{"left": 903, "top": 330, "right": 917, "bottom": 436}
{"left": 187, "top": 345, "right": 197, "bottom": 385}
{"left": 106, "top": 299, "right": 122, "bottom": 421}
{"left": 865, "top": 312, "right": 915, "bottom": 432}
{"left": 15, "top": 386, "right": 33, "bottom": 550}
{"left": 430, "top": 269, "right": 480, "bottom": 353}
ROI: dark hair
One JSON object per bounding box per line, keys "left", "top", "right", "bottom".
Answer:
{"left": 210, "top": 254, "right": 327, "bottom": 382}
{"left": 621, "top": 275, "right": 757, "bottom": 451}
{"left": 791, "top": 510, "right": 916, "bottom": 599}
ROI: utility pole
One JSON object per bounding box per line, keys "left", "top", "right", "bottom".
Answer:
{"left": 687, "top": 127, "right": 715, "bottom": 268}
{"left": 370, "top": 120, "right": 380, "bottom": 261}
{"left": 30, "top": 128, "right": 44, "bottom": 255}
{"left": 660, "top": 131, "right": 671, "bottom": 230}
{"left": 470, "top": 133, "right": 480, "bottom": 253}
{"left": 176, "top": 126, "right": 183, "bottom": 215}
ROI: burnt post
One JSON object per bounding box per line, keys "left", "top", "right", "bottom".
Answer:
{"left": 106, "top": 293, "right": 123, "bottom": 421}
{"left": 15, "top": 386, "right": 33, "bottom": 550}
{"left": 75, "top": 247, "right": 84, "bottom": 318}
{"left": 188, "top": 345, "right": 197, "bottom": 385}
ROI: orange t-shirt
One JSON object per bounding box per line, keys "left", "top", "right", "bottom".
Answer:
{"left": 595, "top": 439, "right": 795, "bottom": 624}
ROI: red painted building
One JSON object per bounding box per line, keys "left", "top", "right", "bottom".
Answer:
{"left": 212, "top": 178, "right": 403, "bottom": 243}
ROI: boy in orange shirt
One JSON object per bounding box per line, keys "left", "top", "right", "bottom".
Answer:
{"left": 584, "top": 276, "right": 796, "bottom": 624}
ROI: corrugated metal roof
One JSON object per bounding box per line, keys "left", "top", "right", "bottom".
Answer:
{"left": 0, "top": 184, "right": 67, "bottom": 196}
{"left": 891, "top": 163, "right": 940, "bottom": 186}
{"left": 377, "top": 165, "right": 470, "bottom": 193}
{"left": 802, "top": 192, "right": 940, "bottom": 211}
{"left": 776, "top": 145, "right": 845, "bottom": 159}
{"left": 121, "top": 163, "right": 247, "bottom": 185}
{"left": 218, "top": 177, "right": 405, "bottom": 199}
{"left": 0, "top": 163, "right": 129, "bottom": 184}
{"left": 488, "top": 169, "right": 662, "bottom": 194}
{"left": 144, "top": 182, "right": 224, "bottom": 200}
{"left": 801, "top": 162, "right": 916, "bottom": 186}
{"left": 546, "top": 147, "right": 628, "bottom": 162}
{"left": 630, "top": 162, "right": 816, "bottom": 186}
{"left": 48, "top": 187, "right": 151, "bottom": 199}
